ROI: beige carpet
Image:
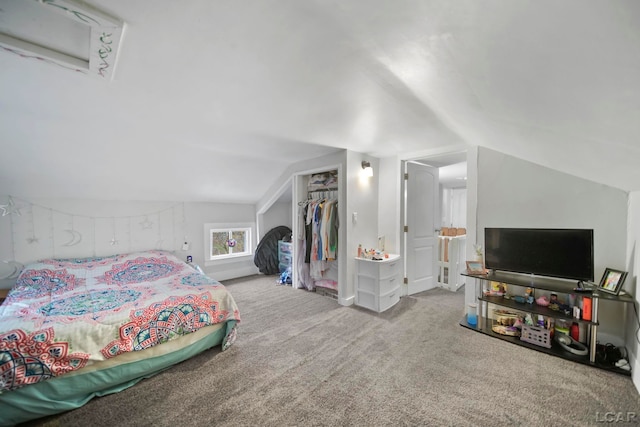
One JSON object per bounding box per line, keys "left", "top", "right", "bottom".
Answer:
{"left": 26, "top": 275, "right": 639, "bottom": 427}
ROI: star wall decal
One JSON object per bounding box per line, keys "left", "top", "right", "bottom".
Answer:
{"left": 0, "top": 196, "right": 21, "bottom": 217}
{"left": 140, "top": 217, "right": 154, "bottom": 229}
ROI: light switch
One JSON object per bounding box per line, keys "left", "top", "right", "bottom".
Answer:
{"left": 352, "top": 212, "right": 358, "bottom": 224}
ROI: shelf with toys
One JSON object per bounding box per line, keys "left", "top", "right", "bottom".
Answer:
{"left": 460, "top": 270, "right": 634, "bottom": 376}
{"left": 478, "top": 294, "right": 597, "bottom": 327}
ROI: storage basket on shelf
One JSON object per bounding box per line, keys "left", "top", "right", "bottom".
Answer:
{"left": 491, "top": 310, "right": 521, "bottom": 337}
{"left": 520, "top": 325, "right": 551, "bottom": 348}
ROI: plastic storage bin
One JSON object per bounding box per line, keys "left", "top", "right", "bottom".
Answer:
{"left": 278, "top": 240, "right": 292, "bottom": 255}
{"left": 520, "top": 325, "right": 551, "bottom": 348}
{"left": 278, "top": 240, "right": 293, "bottom": 274}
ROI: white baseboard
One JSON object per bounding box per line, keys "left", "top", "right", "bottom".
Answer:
{"left": 631, "top": 349, "right": 640, "bottom": 394}
{"left": 339, "top": 294, "right": 354, "bottom": 306}
{"left": 207, "top": 265, "right": 259, "bottom": 282}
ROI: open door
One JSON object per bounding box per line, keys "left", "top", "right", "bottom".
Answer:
{"left": 404, "top": 161, "right": 439, "bottom": 295}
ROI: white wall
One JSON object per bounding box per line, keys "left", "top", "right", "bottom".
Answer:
{"left": 626, "top": 191, "right": 640, "bottom": 392}
{"left": 0, "top": 196, "right": 258, "bottom": 287}
{"left": 347, "top": 154, "right": 380, "bottom": 251}
{"left": 473, "top": 148, "right": 629, "bottom": 341}
{"left": 465, "top": 147, "right": 479, "bottom": 307}
{"left": 378, "top": 155, "right": 402, "bottom": 254}
{"left": 346, "top": 151, "right": 380, "bottom": 300}
{"left": 441, "top": 188, "right": 467, "bottom": 229}
{"left": 256, "top": 151, "right": 347, "bottom": 215}
{"left": 260, "top": 202, "right": 292, "bottom": 239}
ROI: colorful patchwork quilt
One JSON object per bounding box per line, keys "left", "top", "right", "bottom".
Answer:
{"left": 0, "top": 250, "right": 240, "bottom": 393}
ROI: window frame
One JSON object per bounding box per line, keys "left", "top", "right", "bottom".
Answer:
{"left": 203, "top": 222, "right": 255, "bottom": 265}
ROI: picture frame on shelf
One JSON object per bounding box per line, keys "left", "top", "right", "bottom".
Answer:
{"left": 597, "top": 268, "right": 627, "bottom": 295}
{"left": 466, "top": 260, "right": 486, "bottom": 275}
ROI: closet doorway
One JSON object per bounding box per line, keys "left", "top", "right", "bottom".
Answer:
{"left": 402, "top": 151, "right": 468, "bottom": 295}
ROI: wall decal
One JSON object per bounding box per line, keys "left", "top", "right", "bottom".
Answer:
{"left": 97, "top": 32, "right": 113, "bottom": 77}
{"left": 2, "top": 196, "right": 185, "bottom": 263}
{"left": 0, "top": 196, "right": 21, "bottom": 217}
{"left": 140, "top": 216, "right": 154, "bottom": 230}
{"left": 0, "top": 0, "right": 124, "bottom": 80}
{"left": 62, "top": 216, "right": 82, "bottom": 246}
{"left": 26, "top": 204, "right": 38, "bottom": 244}
{"left": 110, "top": 217, "right": 118, "bottom": 246}
{"left": 41, "top": 0, "right": 100, "bottom": 25}
{"left": 62, "top": 229, "right": 82, "bottom": 247}
{"left": 0, "top": 45, "right": 84, "bottom": 73}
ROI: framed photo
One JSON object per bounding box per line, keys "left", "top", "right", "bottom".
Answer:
{"left": 466, "top": 260, "right": 486, "bottom": 275}
{"left": 597, "top": 268, "right": 627, "bottom": 295}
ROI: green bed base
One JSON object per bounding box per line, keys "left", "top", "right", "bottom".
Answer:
{"left": 0, "top": 320, "right": 236, "bottom": 426}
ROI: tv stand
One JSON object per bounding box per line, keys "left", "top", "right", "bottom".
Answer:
{"left": 573, "top": 280, "right": 594, "bottom": 293}
{"left": 461, "top": 270, "right": 633, "bottom": 376}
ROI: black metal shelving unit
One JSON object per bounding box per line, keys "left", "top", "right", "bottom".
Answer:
{"left": 461, "top": 271, "right": 634, "bottom": 376}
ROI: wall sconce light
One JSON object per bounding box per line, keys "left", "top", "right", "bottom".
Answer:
{"left": 361, "top": 161, "right": 373, "bottom": 177}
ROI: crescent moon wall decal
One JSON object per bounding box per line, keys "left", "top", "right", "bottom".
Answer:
{"left": 62, "top": 229, "right": 82, "bottom": 246}
{"left": 0, "top": 261, "right": 23, "bottom": 279}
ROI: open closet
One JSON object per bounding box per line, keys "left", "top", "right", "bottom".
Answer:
{"left": 293, "top": 169, "right": 340, "bottom": 299}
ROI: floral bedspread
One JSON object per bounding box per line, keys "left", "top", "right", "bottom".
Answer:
{"left": 0, "top": 250, "right": 240, "bottom": 392}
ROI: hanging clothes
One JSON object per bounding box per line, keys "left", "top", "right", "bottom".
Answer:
{"left": 323, "top": 200, "right": 338, "bottom": 260}
{"left": 296, "top": 170, "right": 339, "bottom": 291}
{"left": 297, "top": 195, "right": 339, "bottom": 286}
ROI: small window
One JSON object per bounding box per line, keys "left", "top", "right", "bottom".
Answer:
{"left": 208, "top": 227, "right": 252, "bottom": 261}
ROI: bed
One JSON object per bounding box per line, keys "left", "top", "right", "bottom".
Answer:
{"left": 0, "top": 250, "right": 240, "bottom": 426}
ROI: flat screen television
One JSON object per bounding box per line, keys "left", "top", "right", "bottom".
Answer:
{"left": 484, "top": 228, "right": 594, "bottom": 282}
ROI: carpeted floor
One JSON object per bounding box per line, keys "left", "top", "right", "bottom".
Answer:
{"left": 25, "top": 275, "right": 640, "bottom": 427}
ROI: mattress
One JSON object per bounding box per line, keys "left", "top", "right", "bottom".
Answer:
{"left": 0, "top": 250, "right": 240, "bottom": 425}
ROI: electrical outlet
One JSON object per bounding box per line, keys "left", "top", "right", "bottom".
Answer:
{"left": 182, "top": 241, "right": 190, "bottom": 251}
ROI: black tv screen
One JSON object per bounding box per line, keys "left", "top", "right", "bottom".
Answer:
{"left": 484, "top": 228, "right": 594, "bottom": 282}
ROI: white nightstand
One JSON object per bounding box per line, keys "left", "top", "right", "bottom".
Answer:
{"left": 355, "top": 254, "right": 401, "bottom": 313}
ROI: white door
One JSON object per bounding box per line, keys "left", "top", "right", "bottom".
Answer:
{"left": 405, "top": 161, "right": 439, "bottom": 295}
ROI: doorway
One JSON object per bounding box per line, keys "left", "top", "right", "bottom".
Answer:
{"left": 402, "top": 151, "right": 468, "bottom": 296}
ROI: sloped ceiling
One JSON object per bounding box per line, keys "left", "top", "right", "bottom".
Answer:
{"left": 1, "top": 0, "right": 639, "bottom": 203}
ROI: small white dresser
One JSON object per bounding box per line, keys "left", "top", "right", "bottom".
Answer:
{"left": 355, "top": 254, "right": 401, "bottom": 313}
